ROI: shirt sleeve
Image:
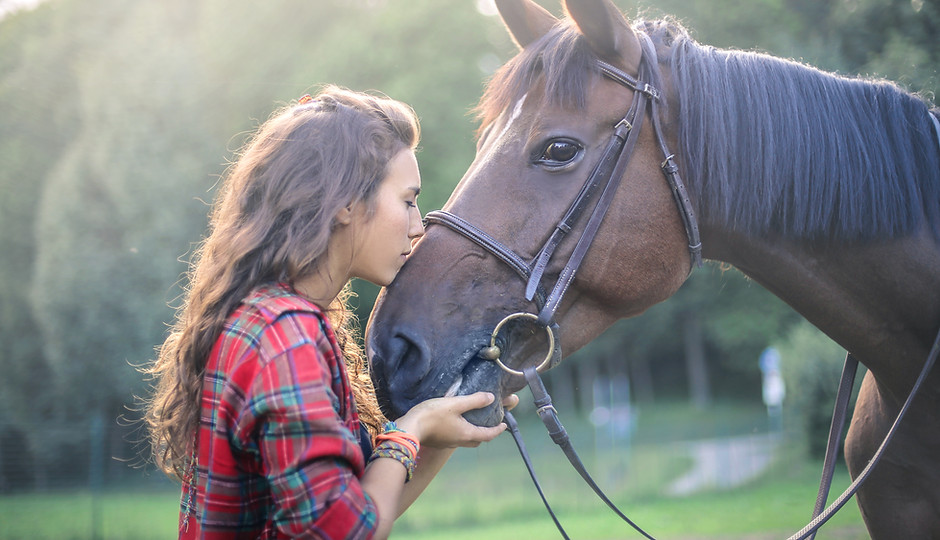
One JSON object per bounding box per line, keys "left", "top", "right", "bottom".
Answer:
{"left": 235, "top": 312, "right": 378, "bottom": 539}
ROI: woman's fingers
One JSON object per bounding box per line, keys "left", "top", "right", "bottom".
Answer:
{"left": 447, "top": 391, "right": 496, "bottom": 413}
{"left": 398, "top": 391, "right": 523, "bottom": 448}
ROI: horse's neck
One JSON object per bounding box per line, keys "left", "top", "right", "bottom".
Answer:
{"left": 702, "top": 225, "right": 940, "bottom": 404}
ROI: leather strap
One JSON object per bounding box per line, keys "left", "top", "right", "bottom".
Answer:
{"left": 519, "top": 366, "right": 658, "bottom": 540}
{"left": 808, "top": 353, "right": 858, "bottom": 540}
{"left": 525, "top": 109, "right": 637, "bottom": 303}
{"left": 537, "top": 94, "right": 646, "bottom": 326}
{"left": 930, "top": 110, "right": 940, "bottom": 150}
{"left": 423, "top": 211, "right": 531, "bottom": 280}
{"left": 786, "top": 329, "right": 938, "bottom": 540}
{"left": 503, "top": 411, "right": 571, "bottom": 539}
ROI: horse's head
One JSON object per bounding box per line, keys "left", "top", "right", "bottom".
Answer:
{"left": 367, "top": 0, "right": 695, "bottom": 426}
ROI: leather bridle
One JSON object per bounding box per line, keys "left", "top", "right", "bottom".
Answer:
{"left": 425, "top": 34, "right": 702, "bottom": 346}
{"left": 421, "top": 34, "right": 698, "bottom": 540}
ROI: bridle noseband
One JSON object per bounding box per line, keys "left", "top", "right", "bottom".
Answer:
{"left": 425, "top": 35, "right": 702, "bottom": 372}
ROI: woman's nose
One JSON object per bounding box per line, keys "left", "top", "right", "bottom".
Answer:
{"left": 410, "top": 209, "right": 425, "bottom": 239}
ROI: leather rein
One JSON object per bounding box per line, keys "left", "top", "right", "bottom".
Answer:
{"left": 422, "top": 34, "right": 940, "bottom": 540}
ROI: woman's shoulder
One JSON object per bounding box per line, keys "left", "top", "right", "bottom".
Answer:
{"left": 243, "top": 282, "right": 323, "bottom": 320}
{"left": 214, "top": 283, "right": 340, "bottom": 377}
{"left": 219, "top": 283, "right": 334, "bottom": 359}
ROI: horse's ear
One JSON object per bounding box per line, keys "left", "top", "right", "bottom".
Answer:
{"left": 563, "top": 0, "right": 641, "bottom": 68}
{"left": 495, "top": 0, "right": 558, "bottom": 49}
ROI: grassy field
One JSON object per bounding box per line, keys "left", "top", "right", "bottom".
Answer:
{"left": 0, "top": 402, "right": 868, "bottom": 540}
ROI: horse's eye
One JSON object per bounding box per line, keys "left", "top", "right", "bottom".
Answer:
{"left": 535, "top": 139, "right": 582, "bottom": 169}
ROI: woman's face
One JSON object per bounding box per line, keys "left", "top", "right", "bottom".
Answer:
{"left": 349, "top": 149, "right": 425, "bottom": 286}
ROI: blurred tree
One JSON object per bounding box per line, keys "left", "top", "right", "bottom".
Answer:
{"left": 0, "top": 0, "right": 84, "bottom": 489}
{"left": 2, "top": 0, "right": 507, "bottom": 484}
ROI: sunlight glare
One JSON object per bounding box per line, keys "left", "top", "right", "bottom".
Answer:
{"left": 0, "top": 0, "right": 45, "bottom": 21}
{"left": 475, "top": 0, "right": 498, "bottom": 17}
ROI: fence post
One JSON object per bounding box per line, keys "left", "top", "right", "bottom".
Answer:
{"left": 90, "top": 413, "right": 104, "bottom": 540}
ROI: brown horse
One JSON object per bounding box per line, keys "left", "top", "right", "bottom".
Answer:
{"left": 366, "top": 0, "right": 940, "bottom": 537}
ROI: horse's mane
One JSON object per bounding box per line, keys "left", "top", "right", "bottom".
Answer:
{"left": 478, "top": 18, "right": 940, "bottom": 242}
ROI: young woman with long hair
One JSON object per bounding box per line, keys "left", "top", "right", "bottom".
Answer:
{"left": 143, "top": 86, "right": 513, "bottom": 539}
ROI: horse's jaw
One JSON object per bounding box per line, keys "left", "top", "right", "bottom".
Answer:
{"left": 367, "top": 350, "right": 507, "bottom": 427}
{"left": 366, "top": 298, "right": 510, "bottom": 427}
{"left": 445, "top": 359, "right": 506, "bottom": 426}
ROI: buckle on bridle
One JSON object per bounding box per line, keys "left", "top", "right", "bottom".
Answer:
{"left": 641, "top": 83, "right": 660, "bottom": 101}
{"left": 661, "top": 153, "right": 677, "bottom": 170}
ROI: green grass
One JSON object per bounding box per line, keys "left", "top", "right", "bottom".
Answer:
{"left": 0, "top": 403, "right": 868, "bottom": 540}
{"left": 391, "top": 410, "right": 866, "bottom": 539}
{"left": 0, "top": 489, "right": 179, "bottom": 540}
{"left": 393, "top": 463, "right": 868, "bottom": 539}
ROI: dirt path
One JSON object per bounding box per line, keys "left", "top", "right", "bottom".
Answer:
{"left": 666, "top": 433, "right": 782, "bottom": 496}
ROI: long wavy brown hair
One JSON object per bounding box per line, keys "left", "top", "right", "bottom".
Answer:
{"left": 144, "top": 85, "right": 419, "bottom": 480}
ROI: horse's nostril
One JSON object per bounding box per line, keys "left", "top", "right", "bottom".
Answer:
{"left": 368, "top": 326, "right": 433, "bottom": 419}
{"left": 384, "top": 330, "right": 432, "bottom": 387}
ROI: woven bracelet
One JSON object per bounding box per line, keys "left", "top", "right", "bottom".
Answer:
{"left": 369, "top": 441, "right": 416, "bottom": 482}
{"left": 377, "top": 421, "right": 420, "bottom": 457}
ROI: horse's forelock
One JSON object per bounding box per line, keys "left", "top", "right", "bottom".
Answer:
{"left": 474, "top": 18, "right": 677, "bottom": 138}
{"left": 476, "top": 22, "right": 595, "bottom": 137}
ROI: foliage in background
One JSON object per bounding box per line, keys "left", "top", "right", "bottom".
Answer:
{"left": 776, "top": 319, "right": 858, "bottom": 459}
{"left": 0, "top": 0, "right": 936, "bottom": 489}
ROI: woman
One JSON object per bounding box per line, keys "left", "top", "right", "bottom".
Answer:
{"left": 144, "top": 86, "right": 513, "bottom": 539}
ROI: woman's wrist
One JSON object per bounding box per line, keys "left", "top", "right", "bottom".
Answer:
{"left": 376, "top": 421, "right": 420, "bottom": 456}
{"left": 391, "top": 412, "right": 423, "bottom": 442}
{"left": 369, "top": 421, "right": 421, "bottom": 482}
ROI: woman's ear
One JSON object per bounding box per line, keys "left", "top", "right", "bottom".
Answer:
{"left": 334, "top": 205, "right": 354, "bottom": 226}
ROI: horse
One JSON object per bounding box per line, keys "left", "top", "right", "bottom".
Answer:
{"left": 365, "top": 0, "right": 940, "bottom": 537}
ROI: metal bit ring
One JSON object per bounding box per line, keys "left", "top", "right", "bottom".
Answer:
{"left": 485, "top": 312, "right": 555, "bottom": 376}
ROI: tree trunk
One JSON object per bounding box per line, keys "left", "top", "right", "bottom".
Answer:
{"left": 683, "top": 312, "right": 712, "bottom": 409}
{"left": 629, "top": 355, "right": 655, "bottom": 403}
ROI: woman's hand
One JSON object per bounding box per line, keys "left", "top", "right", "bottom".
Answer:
{"left": 394, "top": 392, "right": 517, "bottom": 448}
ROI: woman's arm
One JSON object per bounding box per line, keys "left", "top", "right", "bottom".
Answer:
{"left": 359, "top": 457, "right": 409, "bottom": 538}
{"left": 396, "top": 446, "right": 455, "bottom": 516}
{"left": 361, "top": 391, "right": 513, "bottom": 537}
{"left": 393, "top": 393, "right": 519, "bottom": 517}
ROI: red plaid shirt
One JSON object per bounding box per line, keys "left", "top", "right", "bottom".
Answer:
{"left": 179, "top": 283, "right": 377, "bottom": 539}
